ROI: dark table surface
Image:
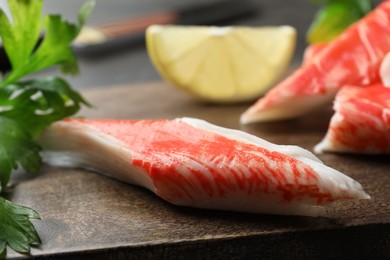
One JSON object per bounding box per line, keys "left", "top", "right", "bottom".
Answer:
{"left": 2, "top": 0, "right": 389, "bottom": 259}
{"left": 7, "top": 82, "right": 390, "bottom": 259}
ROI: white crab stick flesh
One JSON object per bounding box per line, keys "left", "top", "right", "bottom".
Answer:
{"left": 380, "top": 52, "right": 390, "bottom": 88}
{"left": 38, "top": 118, "right": 370, "bottom": 217}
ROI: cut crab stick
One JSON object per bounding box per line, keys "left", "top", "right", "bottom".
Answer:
{"left": 315, "top": 83, "right": 390, "bottom": 153}
{"left": 241, "top": 1, "right": 390, "bottom": 124}
{"left": 38, "top": 117, "right": 369, "bottom": 216}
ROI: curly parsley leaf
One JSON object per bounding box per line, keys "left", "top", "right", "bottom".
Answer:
{"left": 0, "top": 197, "right": 41, "bottom": 255}
{"left": 307, "top": 0, "right": 373, "bottom": 44}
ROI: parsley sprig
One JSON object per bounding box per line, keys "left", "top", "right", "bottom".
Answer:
{"left": 0, "top": 197, "right": 41, "bottom": 256}
{"left": 0, "top": 0, "right": 94, "bottom": 256}
{"left": 307, "top": 0, "right": 373, "bottom": 43}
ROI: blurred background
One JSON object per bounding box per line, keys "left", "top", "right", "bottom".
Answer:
{"left": 47, "top": 0, "right": 320, "bottom": 89}
{"left": 0, "top": 0, "right": 380, "bottom": 89}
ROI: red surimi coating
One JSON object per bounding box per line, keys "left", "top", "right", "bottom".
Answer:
{"left": 315, "top": 83, "right": 390, "bottom": 153}
{"left": 40, "top": 117, "right": 368, "bottom": 217}
{"left": 70, "top": 118, "right": 330, "bottom": 203}
{"left": 241, "top": 1, "right": 390, "bottom": 124}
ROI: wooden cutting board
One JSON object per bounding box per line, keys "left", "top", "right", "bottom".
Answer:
{"left": 7, "top": 82, "right": 390, "bottom": 259}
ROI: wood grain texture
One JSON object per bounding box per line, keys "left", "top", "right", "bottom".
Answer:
{"left": 7, "top": 82, "right": 390, "bottom": 259}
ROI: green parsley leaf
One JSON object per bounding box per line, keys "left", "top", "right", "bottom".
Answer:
{"left": 0, "top": 77, "right": 90, "bottom": 137}
{"left": 0, "top": 197, "right": 40, "bottom": 255}
{"left": 0, "top": 0, "right": 94, "bottom": 256}
{"left": 310, "top": 0, "right": 372, "bottom": 13}
{"left": 0, "top": 117, "right": 41, "bottom": 191}
{"left": 0, "top": 0, "right": 42, "bottom": 71}
{"left": 307, "top": 0, "right": 373, "bottom": 44}
{"left": 0, "top": 0, "right": 95, "bottom": 86}
{"left": 0, "top": 0, "right": 94, "bottom": 188}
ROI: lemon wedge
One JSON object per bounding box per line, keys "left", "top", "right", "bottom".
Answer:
{"left": 146, "top": 25, "right": 296, "bottom": 103}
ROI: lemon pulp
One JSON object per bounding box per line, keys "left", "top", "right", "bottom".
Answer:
{"left": 147, "top": 25, "right": 296, "bottom": 103}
